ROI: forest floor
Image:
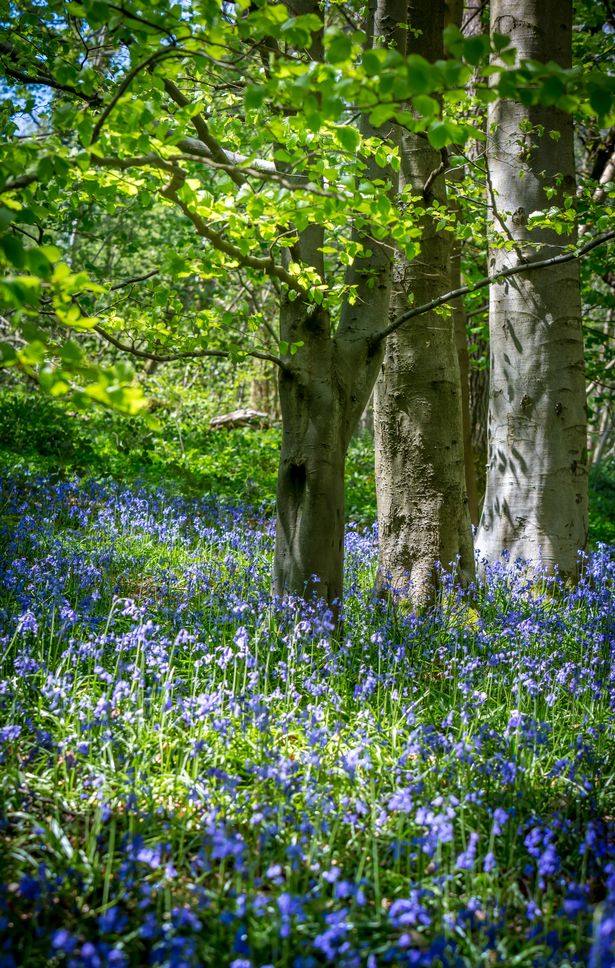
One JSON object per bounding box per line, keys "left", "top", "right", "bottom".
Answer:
{"left": 0, "top": 390, "right": 614, "bottom": 967}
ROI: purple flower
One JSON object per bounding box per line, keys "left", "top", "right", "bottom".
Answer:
{"left": 389, "top": 893, "right": 431, "bottom": 929}
{"left": 51, "top": 929, "right": 77, "bottom": 954}
{"left": 456, "top": 832, "right": 479, "bottom": 871}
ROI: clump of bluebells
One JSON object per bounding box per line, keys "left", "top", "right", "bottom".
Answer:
{"left": 0, "top": 470, "right": 614, "bottom": 967}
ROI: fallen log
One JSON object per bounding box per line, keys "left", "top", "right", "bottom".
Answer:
{"left": 209, "top": 408, "right": 271, "bottom": 430}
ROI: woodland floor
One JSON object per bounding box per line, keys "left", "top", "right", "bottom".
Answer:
{"left": 0, "top": 390, "right": 614, "bottom": 967}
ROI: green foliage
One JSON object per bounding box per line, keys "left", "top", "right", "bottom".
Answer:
{"left": 0, "top": 0, "right": 612, "bottom": 403}
{"left": 0, "top": 387, "right": 374, "bottom": 521}
{"left": 588, "top": 459, "right": 615, "bottom": 546}
{"left": 0, "top": 387, "right": 612, "bottom": 545}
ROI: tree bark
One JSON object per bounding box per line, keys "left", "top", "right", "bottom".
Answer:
{"left": 373, "top": 0, "right": 475, "bottom": 601}
{"left": 463, "top": 0, "right": 489, "bottom": 513}
{"left": 449, "top": 177, "right": 480, "bottom": 525}
{"left": 274, "top": 302, "right": 381, "bottom": 605}
{"left": 272, "top": 0, "right": 406, "bottom": 610}
{"left": 477, "top": 0, "right": 588, "bottom": 576}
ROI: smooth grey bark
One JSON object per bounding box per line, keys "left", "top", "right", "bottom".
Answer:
{"left": 476, "top": 0, "right": 588, "bottom": 575}
{"left": 452, "top": 264, "right": 480, "bottom": 527}
{"left": 373, "top": 0, "right": 474, "bottom": 601}
{"left": 275, "top": 301, "right": 383, "bottom": 605}
{"left": 273, "top": 0, "right": 407, "bottom": 609}
{"left": 449, "top": 177, "right": 480, "bottom": 526}
{"left": 463, "top": 0, "right": 489, "bottom": 514}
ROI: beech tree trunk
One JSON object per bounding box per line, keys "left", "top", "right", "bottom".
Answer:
{"left": 373, "top": 0, "right": 474, "bottom": 601}
{"left": 449, "top": 180, "right": 480, "bottom": 526}
{"left": 477, "top": 0, "right": 588, "bottom": 575}
{"left": 274, "top": 303, "right": 382, "bottom": 605}
{"left": 463, "top": 0, "right": 489, "bottom": 512}
{"left": 272, "top": 0, "right": 405, "bottom": 609}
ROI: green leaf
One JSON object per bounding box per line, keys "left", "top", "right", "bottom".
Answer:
{"left": 0, "top": 341, "right": 18, "bottom": 366}
{"left": 406, "top": 55, "right": 436, "bottom": 95}
{"left": 60, "top": 339, "right": 83, "bottom": 364}
{"left": 18, "top": 340, "right": 47, "bottom": 365}
{"left": 0, "top": 233, "right": 25, "bottom": 268}
{"left": 413, "top": 95, "right": 439, "bottom": 118}
{"left": 589, "top": 88, "right": 612, "bottom": 118}
{"left": 493, "top": 32, "right": 512, "bottom": 53}
{"left": 245, "top": 86, "right": 266, "bottom": 110}
{"left": 443, "top": 23, "right": 464, "bottom": 57}
{"left": 463, "top": 34, "right": 489, "bottom": 67}
{"left": 362, "top": 49, "right": 384, "bottom": 77}
{"left": 335, "top": 125, "right": 361, "bottom": 153}
{"left": 0, "top": 207, "right": 14, "bottom": 231}
{"left": 368, "top": 104, "right": 395, "bottom": 128}
{"left": 427, "top": 121, "right": 455, "bottom": 149}
{"left": 326, "top": 31, "right": 352, "bottom": 64}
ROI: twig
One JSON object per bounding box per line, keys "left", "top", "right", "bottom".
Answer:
{"left": 109, "top": 269, "right": 159, "bottom": 291}
{"left": 91, "top": 48, "right": 184, "bottom": 144}
{"left": 423, "top": 148, "right": 448, "bottom": 199}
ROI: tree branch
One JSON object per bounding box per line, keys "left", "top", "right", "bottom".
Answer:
{"left": 0, "top": 173, "right": 39, "bottom": 194}
{"left": 91, "top": 48, "right": 184, "bottom": 144}
{"left": 370, "top": 230, "right": 615, "bottom": 346}
{"left": 0, "top": 42, "right": 102, "bottom": 104}
{"left": 93, "top": 324, "right": 287, "bottom": 370}
{"left": 160, "top": 169, "right": 305, "bottom": 292}
{"left": 109, "top": 269, "right": 160, "bottom": 291}
{"left": 163, "top": 79, "right": 247, "bottom": 189}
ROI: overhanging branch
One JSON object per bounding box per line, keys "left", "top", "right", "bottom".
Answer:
{"left": 370, "top": 230, "right": 615, "bottom": 346}
{"left": 93, "top": 324, "right": 288, "bottom": 371}
{"left": 160, "top": 170, "right": 305, "bottom": 292}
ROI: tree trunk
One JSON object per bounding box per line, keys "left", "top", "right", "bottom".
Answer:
{"left": 449, "top": 174, "right": 480, "bottom": 525}
{"left": 274, "top": 299, "right": 383, "bottom": 607}
{"left": 274, "top": 356, "right": 347, "bottom": 604}
{"left": 373, "top": 0, "right": 475, "bottom": 601}
{"left": 463, "top": 0, "right": 489, "bottom": 513}
{"left": 273, "top": 0, "right": 406, "bottom": 610}
{"left": 477, "top": 0, "right": 588, "bottom": 576}
{"left": 469, "top": 345, "right": 489, "bottom": 504}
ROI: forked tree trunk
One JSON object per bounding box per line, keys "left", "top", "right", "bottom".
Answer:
{"left": 373, "top": 0, "right": 474, "bottom": 601}
{"left": 274, "top": 299, "right": 384, "bottom": 606}
{"left": 477, "top": 0, "right": 588, "bottom": 576}
{"left": 272, "top": 0, "right": 406, "bottom": 610}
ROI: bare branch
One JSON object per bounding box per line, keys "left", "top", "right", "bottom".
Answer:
{"left": 110, "top": 269, "right": 160, "bottom": 291}
{"left": 175, "top": 142, "right": 341, "bottom": 198}
{"left": 370, "top": 230, "right": 615, "bottom": 346}
{"left": 0, "top": 42, "right": 102, "bottom": 104}
{"left": 423, "top": 147, "right": 448, "bottom": 199}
